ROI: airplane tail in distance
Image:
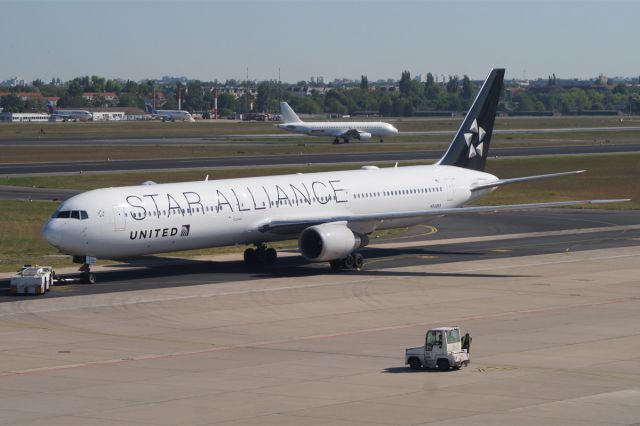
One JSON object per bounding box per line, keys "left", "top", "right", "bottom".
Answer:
{"left": 46, "top": 100, "right": 54, "bottom": 114}
{"left": 437, "top": 68, "right": 505, "bottom": 172}
{"left": 144, "top": 103, "right": 154, "bottom": 114}
{"left": 280, "top": 102, "right": 302, "bottom": 123}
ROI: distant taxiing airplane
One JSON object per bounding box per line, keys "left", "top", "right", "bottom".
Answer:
{"left": 277, "top": 101, "right": 399, "bottom": 143}
{"left": 43, "top": 69, "right": 628, "bottom": 284}
{"left": 46, "top": 101, "right": 92, "bottom": 122}
{"left": 145, "top": 104, "right": 195, "bottom": 122}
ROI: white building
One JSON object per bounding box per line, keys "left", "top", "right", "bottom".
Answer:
{"left": 91, "top": 111, "right": 125, "bottom": 121}
{"left": 0, "top": 112, "right": 51, "bottom": 122}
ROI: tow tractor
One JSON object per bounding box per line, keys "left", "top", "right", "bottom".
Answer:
{"left": 405, "top": 327, "right": 470, "bottom": 371}
{"left": 10, "top": 265, "right": 56, "bottom": 295}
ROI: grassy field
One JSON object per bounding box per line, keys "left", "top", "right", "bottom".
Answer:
{"left": 0, "top": 153, "right": 637, "bottom": 273}
{"left": 1, "top": 131, "right": 638, "bottom": 164}
{"left": 0, "top": 115, "right": 637, "bottom": 141}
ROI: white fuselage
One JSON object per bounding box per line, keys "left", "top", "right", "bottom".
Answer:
{"left": 277, "top": 121, "right": 398, "bottom": 139}
{"left": 153, "top": 110, "right": 195, "bottom": 122}
{"left": 53, "top": 109, "right": 93, "bottom": 121}
{"left": 43, "top": 165, "right": 496, "bottom": 259}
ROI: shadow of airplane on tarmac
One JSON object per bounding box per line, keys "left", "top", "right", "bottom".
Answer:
{"left": 0, "top": 245, "right": 532, "bottom": 300}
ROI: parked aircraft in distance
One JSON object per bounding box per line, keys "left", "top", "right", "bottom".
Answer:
{"left": 145, "top": 104, "right": 195, "bottom": 122}
{"left": 46, "top": 101, "right": 92, "bottom": 122}
{"left": 43, "top": 69, "right": 628, "bottom": 283}
{"left": 277, "top": 101, "right": 399, "bottom": 143}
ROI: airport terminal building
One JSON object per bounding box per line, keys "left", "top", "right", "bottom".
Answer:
{"left": 0, "top": 112, "right": 51, "bottom": 122}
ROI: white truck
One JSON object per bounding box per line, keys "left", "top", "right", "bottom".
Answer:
{"left": 405, "top": 327, "right": 470, "bottom": 371}
{"left": 10, "top": 265, "right": 55, "bottom": 295}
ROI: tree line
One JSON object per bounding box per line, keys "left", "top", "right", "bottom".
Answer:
{"left": 2, "top": 72, "right": 640, "bottom": 116}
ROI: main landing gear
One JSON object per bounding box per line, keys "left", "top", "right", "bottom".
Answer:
{"left": 79, "top": 263, "right": 96, "bottom": 284}
{"left": 244, "top": 244, "right": 278, "bottom": 265}
{"left": 330, "top": 252, "right": 364, "bottom": 271}
{"left": 333, "top": 138, "right": 350, "bottom": 144}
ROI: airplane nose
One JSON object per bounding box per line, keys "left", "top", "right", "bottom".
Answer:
{"left": 42, "top": 220, "right": 61, "bottom": 247}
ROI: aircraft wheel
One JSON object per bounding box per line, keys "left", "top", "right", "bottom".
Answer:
{"left": 265, "top": 248, "right": 277, "bottom": 264}
{"left": 353, "top": 253, "right": 364, "bottom": 269}
{"left": 244, "top": 248, "right": 257, "bottom": 264}
{"left": 343, "top": 254, "right": 354, "bottom": 269}
{"left": 81, "top": 273, "right": 96, "bottom": 284}
{"left": 329, "top": 259, "right": 341, "bottom": 271}
{"left": 333, "top": 138, "right": 340, "bottom": 144}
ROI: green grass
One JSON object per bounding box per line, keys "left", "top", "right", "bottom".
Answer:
{"left": 0, "top": 115, "right": 637, "bottom": 140}
{"left": 0, "top": 153, "right": 637, "bottom": 273}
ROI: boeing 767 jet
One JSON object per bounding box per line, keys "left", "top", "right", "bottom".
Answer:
{"left": 43, "top": 69, "right": 628, "bottom": 283}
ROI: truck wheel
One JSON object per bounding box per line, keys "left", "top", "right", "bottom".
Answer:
{"left": 408, "top": 357, "right": 422, "bottom": 370}
{"left": 437, "top": 359, "right": 450, "bottom": 371}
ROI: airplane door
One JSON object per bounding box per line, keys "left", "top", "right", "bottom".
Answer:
{"left": 113, "top": 206, "right": 126, "bottom": 231}
{"left": 446, "top": 178, "right": 455, "bottom": 202}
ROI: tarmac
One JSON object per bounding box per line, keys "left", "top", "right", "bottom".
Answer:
{"left": 1, "top": 143, "right": 640, "bottom": 176}
{"left": 0, "top": 211, "right": 639, "bottom": 425}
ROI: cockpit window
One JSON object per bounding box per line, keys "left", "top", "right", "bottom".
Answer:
{"left": 54, "top": 210, "right": 88, "bottom": 220}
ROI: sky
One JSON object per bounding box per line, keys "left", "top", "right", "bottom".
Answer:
{"left": 1, "top": 0, "right": 638, "bottom": 84}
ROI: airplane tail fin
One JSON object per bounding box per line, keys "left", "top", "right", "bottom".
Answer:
{"left": 46, "top": 100, "right": 54, "bottom": 114}
{"left": 437, "top": 68, "right": 505, "bottom": 172}
{"left": 280, "top": 102, "right": 302, "bottom": 123}
{"left": 145, "top": 103, "right": 153, "bottom": 114}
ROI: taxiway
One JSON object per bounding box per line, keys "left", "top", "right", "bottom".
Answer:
{"left": 0, "top": 208, "right": 638, "bottom": 425}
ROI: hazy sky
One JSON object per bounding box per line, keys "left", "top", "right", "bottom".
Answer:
{"left": 1, "top": 0, "right": 638, "bottom": 83}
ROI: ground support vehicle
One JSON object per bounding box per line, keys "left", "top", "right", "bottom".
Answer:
{"left": 405, "top": 327, "right": 470, "bottom": 371}
{"left": 10, "top": 266, "right": 55, "bottom": 295}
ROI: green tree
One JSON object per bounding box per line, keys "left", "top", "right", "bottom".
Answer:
{"left": 360, "top": 75, "right": 368, "bottom": 91}
{"left": 67, "top": 80, "right": 83, "bottom": 97}
{"left": 378, "top": 95, "right": 393, "bottom": 116}
{"left": 461, "top": 75, "right": 473, "bottom": 100}
{"left": 446, "top": 75, "right": 459, "bottom": 94}
{"left": 0, "top": 94, "right": 25, "bottom": 112}
{"left": 105, "top": 79, "right": 122, "bottom": 94}
{"left": 399, "top": 71, "right": 412, "bottom": 95}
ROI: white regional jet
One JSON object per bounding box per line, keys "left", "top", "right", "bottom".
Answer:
{"left": 46, "top": 101, "right": 92, "bottom": 122}
{"left": 43, "top": 69, "right": 628, "bottom": 283}
{"left": 278, "top": 102, "right": 399, "bottom": 143}
{"left": 145, "top": 104, "right": 195, "bottom": 122}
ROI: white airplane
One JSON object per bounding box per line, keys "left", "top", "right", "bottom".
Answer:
{"left": 277, "top": 101, "right": 398, "bottom": 143}
{"left": 46, "top": 101, "right": 92, "bottom": 122}
{"left": 145, "top": 104, "right": 195, "bottom": 122}
{"left": 42, "top": 69, "right": 628, "bottom": 283}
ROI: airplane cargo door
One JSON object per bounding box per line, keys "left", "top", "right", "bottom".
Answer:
{"left": 446, "top": 178, "right": 455, "bottom": 202}
{"left": 113, "top": 206, "right": 126, "bottom": 231}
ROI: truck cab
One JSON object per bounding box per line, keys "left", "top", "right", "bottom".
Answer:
{"left": 405, "top": 327, "right": 470, "bottom": 371}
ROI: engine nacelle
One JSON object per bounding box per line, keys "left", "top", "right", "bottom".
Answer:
{"left": 299, "top": 222, "right": 368, "bottom": 262}
{"left": 357, "top": 131, "right": 372, "bottom": 141}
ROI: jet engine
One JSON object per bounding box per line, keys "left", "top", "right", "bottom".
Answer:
{"left": 298, "top": 222, "right": 369, "bottom": 262}
{"left": 357, "top": 131, "right": 372, "bottom": 141}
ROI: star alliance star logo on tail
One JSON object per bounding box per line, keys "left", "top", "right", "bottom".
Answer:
{"left": 464, "top": 119, "right": 486, "bottom": 159}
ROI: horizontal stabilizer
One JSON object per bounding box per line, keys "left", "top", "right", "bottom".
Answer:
{"left": 470, "top": 170, "right": 586, "bottom": 192}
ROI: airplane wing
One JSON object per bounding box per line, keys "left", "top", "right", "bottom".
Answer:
{"left": 470, "top": 170, "right": 586, "bottom": 192}
{"left": 257, "top": 198, "right": 630, "bottom": 234}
